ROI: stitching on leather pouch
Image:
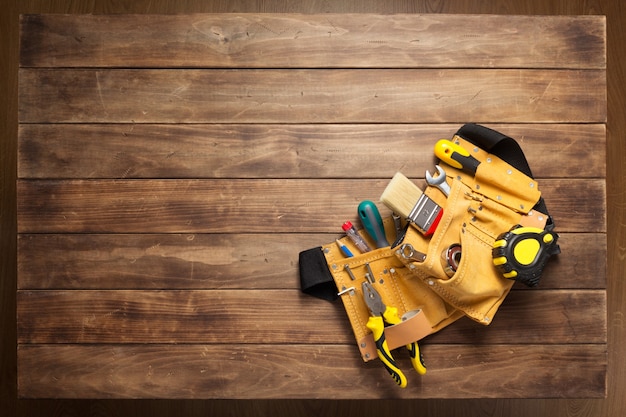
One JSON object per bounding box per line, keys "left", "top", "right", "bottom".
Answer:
{"left": 426, "top": 178, "right": 463, "bottom": 272}
{"left": 410, "top": 224, "right": 488, "bottom": 321}
{"left": 325, "top": 246, "right": 368, "bottom": 340}
{"left": 332, "top": 248, "right": 397, "bottom": 341}
{"left": 336, "top": 270, "right": 368, "bottom": 341}
{"left": 389, "top": 264, "right": 409, "bottom": 314}
{"left": 414, "top": 266, "right": 482, "bottom": 320}
{"left": 342, "top": 247, "right": 394, "bottom": 266}
{"left": 470, "top": 198, "right": 517, "bottom": 241}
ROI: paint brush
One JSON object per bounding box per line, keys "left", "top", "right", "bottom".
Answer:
{"left": 380, "top": 172, "right": 443, "bottom": 236}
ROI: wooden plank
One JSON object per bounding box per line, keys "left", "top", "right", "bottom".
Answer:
{"left": 16, "top": 289, "right": 344, "bottom": 345}
{"left": 18, "top": 123, "right": 606, "bottom": 179}
{"left": 16, "top": 290, "right": 605, "bottom": 345}
{"left": 17, "top": 233, "right": 605, "bottom": 290}
{"left": 17, "top": 344, "right": 607, "bottom": 399}
{"left": 16, "top": 179, "right": 606, "bottom": 233}
{"left": 16, "top": 233, "right": 331, "bottom": 290}
{"left": 18, "top": 69, "right": 607, "bottom": 123}
{"left": 14, "top": 12, "right": 608, "bottom": 403}
{"left": 432, "top": 290, "right": 607, "bottom": 344}
{"left": 19, "top": 14, "right": 606, "bottom": 69}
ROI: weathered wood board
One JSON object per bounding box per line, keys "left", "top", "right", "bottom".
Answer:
{"left": 17, "top": 14, "right": 607, "bottom": 399}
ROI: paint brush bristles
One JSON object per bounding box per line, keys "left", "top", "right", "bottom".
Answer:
{"left": 380, "top": 172, "right": 443, "bottom": 236}
{"left": 379, "top": 172, "right": 425, "bottom": 219}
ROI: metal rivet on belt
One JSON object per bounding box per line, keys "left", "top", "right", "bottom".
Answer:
{"left": 486, "top": 157, "right": 492, "bottom": 163}
{"left": 529, "top": 182, "right": 535, "bottom": 188}
{"left": 507, "top": 169, "right": 512, "bottom": 175}
{"left": 323, "top": 247, "right": 330, "bottom": 254}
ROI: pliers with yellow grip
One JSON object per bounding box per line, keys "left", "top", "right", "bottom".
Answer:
{"left": 362, "top": 281, "right": 427, "bottom": 388}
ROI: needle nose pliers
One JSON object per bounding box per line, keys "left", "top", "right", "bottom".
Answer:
{"left": 362, "top": 281, "right": 427, "bottom": 388}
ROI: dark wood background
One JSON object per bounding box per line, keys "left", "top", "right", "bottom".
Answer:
{"left": 2, "top": 1, "right": 623, "bottom": 416}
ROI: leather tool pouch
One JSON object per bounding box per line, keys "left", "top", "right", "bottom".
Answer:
{"left": 299, "top": 124, "right": 558, "bottom": 364}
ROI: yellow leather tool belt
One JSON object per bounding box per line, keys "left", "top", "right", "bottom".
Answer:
{"left": 299, "top": 124, "right": 560, "bottom": 376}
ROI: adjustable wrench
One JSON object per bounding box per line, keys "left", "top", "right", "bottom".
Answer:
{"left": 425, "top": 165, "right": 451, "bottom": 197}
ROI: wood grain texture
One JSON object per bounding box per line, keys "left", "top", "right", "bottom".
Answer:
{"left": 18, "top": 123, "right": 606, "bottom": 179}
{"left": 19, "top": 14, "right": 606, "bottom": 69}
{"left": 14, "top": 12, "right": 608, "bottom": 403}
{"left": 18, "top": 68, "right": 607, "bottom": 123}
{"left": 3, "top": 0, "right": 623, "bottom": 415}
{"left": 17, "top": 344, "right": 606, "bottom": 399}
{"left": 16, "top": 233, "right": 605, "bottom": 290}
{"left": 16, "top": 289, "right": 606, "bottom": 345}
{"left": 17, "top": 179, "right": 605, "bottom": 233}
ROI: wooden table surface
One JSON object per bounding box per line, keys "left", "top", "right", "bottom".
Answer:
{"left": 16, "top": 14, "right": 606, "bottom": 399}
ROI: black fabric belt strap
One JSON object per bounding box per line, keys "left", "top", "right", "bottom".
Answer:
{"left": 299, "top": 246, "right": 338, "bottom": 301}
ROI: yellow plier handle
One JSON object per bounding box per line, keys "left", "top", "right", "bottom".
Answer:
{"left": 362, "top": 282, "right": 426, "bottom": 388}
{"left": 382, "top": 307, "right": 427, "bottom": 376}
{"left": 366, "top": 313, "right": 408, "bottom": 388}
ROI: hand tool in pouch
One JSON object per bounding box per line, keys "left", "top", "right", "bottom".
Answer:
{"left": 436, "top": 134, "right": 560, "bottom": 287}
{"left": 362, "top": 282, "right": 427, "bottom": 388}
{"left": 358, "top": 200, "right": 390, "bottom": 248}
{"left": 380, "top": 172, "right": 443, "bottom": 236}
{"left": 342, "top": 221, "right": 372, "bottom": 253}
{"left": 434, "top": 139, "right": 481, "bottom": 175}
{"left": 299, "top": 124, "right": 561, "bottom": 387}
{"left": 425, "top": 165, "right": 451, "bottom": 197}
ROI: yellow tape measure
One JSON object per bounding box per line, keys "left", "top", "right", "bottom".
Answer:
{"left": 492, "top": 225, "right": 560, "bottom": 287}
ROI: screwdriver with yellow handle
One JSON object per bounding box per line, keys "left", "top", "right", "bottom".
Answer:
{"left": 434, "top": 139, "right": 481, "bottom": 175}
{"left": 362, "top": 282, "right": 426, "bottom": 388}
